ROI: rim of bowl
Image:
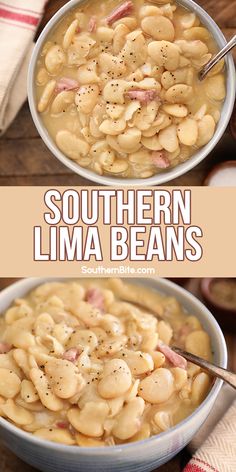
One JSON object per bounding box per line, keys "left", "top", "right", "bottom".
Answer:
{"left": 27, "top": 0, "right": 236, "bottom": 187}
{"left": 0, "top": 277, "right": 227, "bottom": 455}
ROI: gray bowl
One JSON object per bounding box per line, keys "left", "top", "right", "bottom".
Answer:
{"left": 27, "top": 0, "right": 236, "bottom": 186}
{"left": 0, "top": 277, "right": 227, "bottom": 472}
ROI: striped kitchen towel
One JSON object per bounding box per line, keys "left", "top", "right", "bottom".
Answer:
{"left": 0, "top": 0, "right": 47, "bottom": 135}
{"left": 183, "top": 385, "right": 236, "bottom": 472}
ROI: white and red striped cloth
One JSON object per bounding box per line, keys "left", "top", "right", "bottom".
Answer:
{"left": 0, "top": 0, "right": 47, "bottom": 134}
{"left": 183, "top": 385, "right": 236, "bottom": 472}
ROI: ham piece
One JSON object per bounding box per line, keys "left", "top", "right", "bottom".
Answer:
{"left": 126, "top": 89, "right": 157, "bottom": 103}
{"left": 156, "top": 341, "right": 187, "bottom": 369}
{"left": 152, "top": 151, "right": 170, "bottom": 169}
{"left": 85, "top": 287, "right": 104, "bottom": 312}
{"left": 106, "top": 1, "right": 133, "bottom": 25}
{"left": 88, "top": 16, "right": 97, "bottom": 32}
{"left": 56, "top": 421, "right": 70, "bottom": 429}
{"left": 0, "top": 342, "right": 12, "bottom": 354}
{"left": 62, "top": 347, "right": 81, "bottom": 362}
{"left": 56, "top": 78, "right": 79, "bottom": 93}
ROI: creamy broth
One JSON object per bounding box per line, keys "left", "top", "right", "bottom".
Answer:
{"left": 35, "top": 0, "right": 225, "bottom": 179}
{"left": 0, "top": 279, "right": 212, "bottom": 446}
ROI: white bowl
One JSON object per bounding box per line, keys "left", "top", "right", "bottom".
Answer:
{"left": 0, "top": 277, "right": 227, "bottom": 472}
{"left": 27, "top": 0, "right": 236, "bottom": 186}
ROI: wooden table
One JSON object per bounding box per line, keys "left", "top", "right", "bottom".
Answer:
{"left": 0, "top": 0, "right": 235, "bottom": 186}
{"left": 0, "top": 278, "right": 235, "bottom": 472}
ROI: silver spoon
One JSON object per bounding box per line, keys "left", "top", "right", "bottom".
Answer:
{"left": 198, "top": 34, "right": 236, "bottom": 81}
{"left": 173, "top": 346, "right": 236, "bottom": 390}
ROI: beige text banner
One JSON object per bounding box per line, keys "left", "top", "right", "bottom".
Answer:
{"left": 0, "top": 187, "right": 235, "bottom": 277}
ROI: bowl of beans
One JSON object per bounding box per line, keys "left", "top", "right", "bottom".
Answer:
{"left": 28, "top": 0, "right": 235, "bottom": 185}
{"left": 0, "top": 277, "right": 227, "bottom": 472}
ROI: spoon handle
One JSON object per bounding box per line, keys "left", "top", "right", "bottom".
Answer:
{"left": 199, "top": 34, "right": 236, "bottom": 81}
{"left": 173, "top": 347, "right": 236, "bottom": 390}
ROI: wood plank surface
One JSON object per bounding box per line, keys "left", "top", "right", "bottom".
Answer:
{"left": 0, "top": 278, "right": 235, "bottom": 472}
{"left": 0, "top": 0, "right": 235, "bottom": 187}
